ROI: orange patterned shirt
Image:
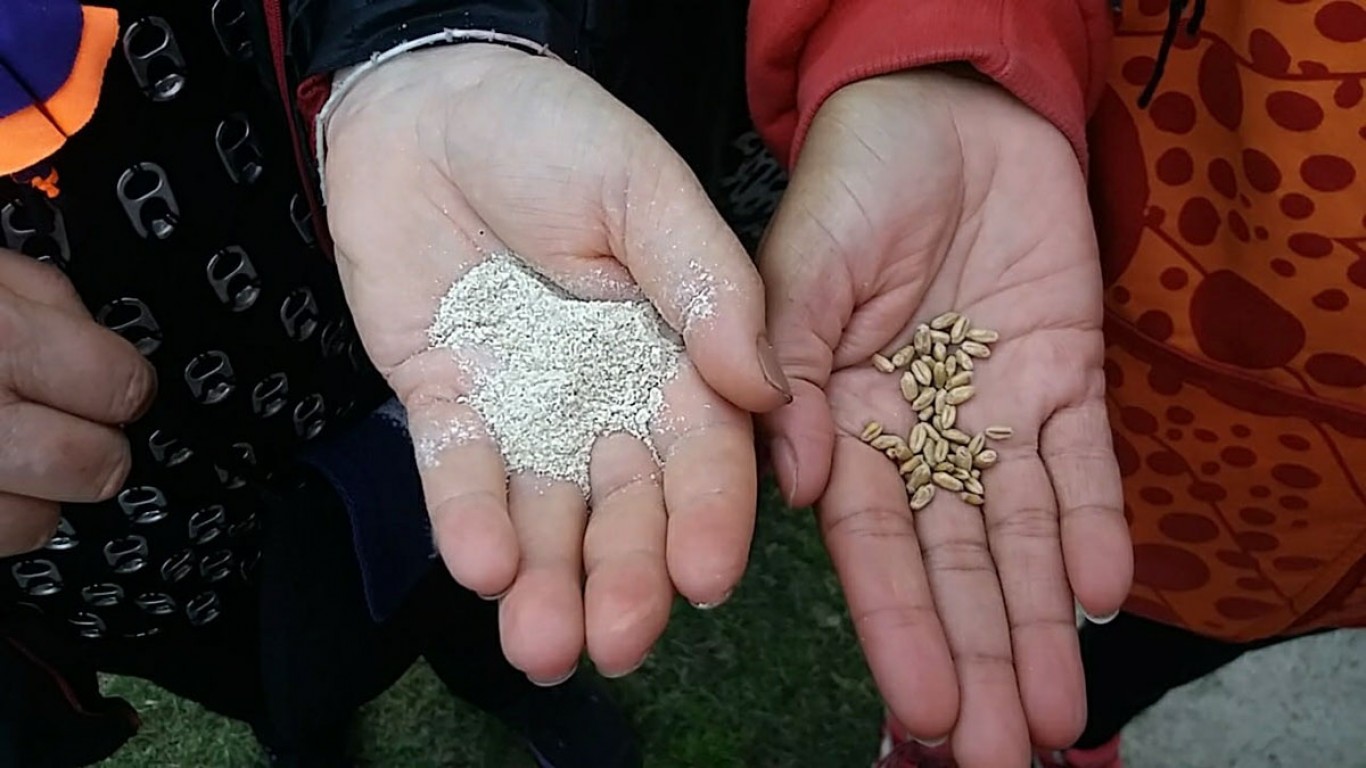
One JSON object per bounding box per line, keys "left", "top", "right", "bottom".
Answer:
{"left": 1091, "top": 0, "right": 1366, "bottom": 641}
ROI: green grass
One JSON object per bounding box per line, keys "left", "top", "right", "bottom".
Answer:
{"left": 100, "top": 487, "right": 881, "bottom": 767}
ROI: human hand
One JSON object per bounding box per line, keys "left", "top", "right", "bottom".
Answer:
{"left": 322, "top": 44, "right": 789, "bottom": 683}
{"left": 0, "top": 249, "right": 156, "bottom": 556}
{"left": 758, "top": 70, "right": 1132, "bottom": 765}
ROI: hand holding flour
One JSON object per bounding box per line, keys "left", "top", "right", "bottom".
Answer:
{"left": 322, "top": 44, "right": 790, "bottom": 683}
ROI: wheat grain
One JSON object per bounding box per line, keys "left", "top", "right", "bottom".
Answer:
{"left": 899, "top": 373, "right": 920, "bottom": 402}
{"left": 872, "top": 354, "right": 895, "bottom": 373}
{"left": 930, "top": 311, "right": 960, "bottom": 330}
{"left": 984, "top": 425, "right": 1014, "bottom": 440}
{"left": 861, "top": 421, "right": 884, "bottom": 442}
{"left": 910, "top": 484, "right": 936, "bottom": 510}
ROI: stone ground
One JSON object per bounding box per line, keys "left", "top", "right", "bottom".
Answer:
{"left": 1123, "top": 629, "right": 1366, "bottom": 767}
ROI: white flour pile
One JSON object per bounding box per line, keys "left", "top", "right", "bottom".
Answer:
{"left": 426, "top": 253, "right": 684, "bottom": 496}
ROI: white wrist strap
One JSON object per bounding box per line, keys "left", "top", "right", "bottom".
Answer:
{"left": 313, "top": 29, "right": 563, "bottom": 204}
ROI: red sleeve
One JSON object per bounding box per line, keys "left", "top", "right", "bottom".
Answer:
{"left": 745, "top": 0, "right": 1113, "bottom": 170}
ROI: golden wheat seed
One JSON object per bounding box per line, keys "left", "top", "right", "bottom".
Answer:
{"left": 945, "top": 355, "right": 958, "bottom": 378}
{"left": 933, "top": 388, "right": 947, "bottom": 413}
{"left": 929, "top": 329, "right": 951, "bottom": 345}
{"left": 974, "top": 449, "right": 999, "bottom": 468}
{"left": 946, "top": 371, "right": 972, "bottom": 389}
{"left": 953, "top": 468, "right": 972, "bottom": 482}
{"left": 949, "top": 316, "right": 970, "bottom": 344}
{"left": 944, "top": 428, "right": 972, "bottom": 445}
{"left": 908, "top": 463, "right": 932, "bottom": 489}
{"left": 899, "top": 372, "right": 920, "bottom": 402}
{"left": 940, "top": 403, "right": 957, "bottom": 430}
{"left": 933, "top": 361, "right": 948, "bottom": 388}
{"left": 910, "top": 484, "right": 936, "bottom": 511}
{"left": 870, "top": 434, "right": 904, "bottom": 452}
{"left": 960, "top": 341, "right": 991, "bottom": 359}
{"left": 922, "top": 423, "right": 942, "bottom": 444}
{"left": 971, "top": 468, "right": 982, "bottom": 479}
{"left": 888, "top": 444, "right": 913, "bottom": 462}
{"left": 968, "top": 433, "right": 985, "bottom": 455}
{"left": 945, "top": 385, "right": 976, "bottom": 406}
{"left": 953, "top": 446, "right": 973, "bottom": 470}
{"left": 984, "top": 425, "right": 1014, "bottom": 440}
{"left": 932, "top": 472, "right": 964, "bottom": 492}
{"left": 913, "top": 325, "right": 932, "bottom": 354}
{"left": 930, "top": 311, "right": 960, "bottom": 331}
{"left": 910, "top": 359, "right": 933, "bottom": 387}
{"left": 899, "top": 455, "right": 924, "bottom": 475}
{"left": 937, "top": 461, "right": 958, "bottom": 473}
{"left": 933, "top": 440, "right": 949, "bottom": 465}
{"left": 932, "top": 342, "right": 947, "bottom": 363}
{"left": 931, "top": 414, "right": 945, "bottom": 433}
{"left": 918, "top": 406, "right": 934, "bottom": 422}
{"left": 910, "top": 386, "right": 935, "bottom": 411}
{"left": 956, "top": 349, "right": 974, "bottom": 371}
{"left": 891, "top": 345, "right": 916, "bottom": 368}
{"left": 966, "top": 327, "right": 1000, "bottom": 344}
{"left": 908, "top": 423, "right": 928, "bottom": 454}
{"left": 872, "top": 353, "right": 896, "bottom": 372}
{"left": 964, "top": 476, "right": 985, "bottom": 496}
{"left": 961, "top": 492, "right": 985, "bottom": 507}
{"left": 861, "top": 422, "right": 884, "bottom": 442}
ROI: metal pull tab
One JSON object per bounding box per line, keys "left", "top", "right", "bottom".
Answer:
{"left": 210, "top": 0, "right": 254, "bottom": 61}
{"left": 116, "top": 163, "right": 180, "bottom": 240}
{"left": 147, "top": 429, "right": 193, "bottom": 467}
{"left": 104, "top": 536, "right": 150, "bottom": 575}
{"left": 1, "top": 197, "right": 71, "bottom": 267}
{"left": 186, "top": 591, "right": 223, "bottom": 626}
{"left": 280, "top": 288, "right": 319, "bottom": 341}
{"left": 45, "top": 518, "right": 78, "bottom": 551}
{"left": 161, "top": 550, "right": 195, "bottom": 584}
{"left": 206, "top": 245, "right": 261, "bottom": 311}
{"left": 289, "top": 193, "right": 316, "bottom": 245}
{"left": 184, "top": 350, "right": 236, "bottom": 405}
{"left": 82, "top": 583, "right": 125, "bottom": 608}
{"left": 97, "top": 298, "right": 163, "bottom": 355}
{"left": 215, "top": 113, "right": 265, "bottom": 185}
{"left": 251, "top": 373, "right": 289, "bottom": 418}
{"left": 11, "top": 560, "right": 62, "bottom": 597}
{"left": 118, "top": 486, "right": 170, "bottom": 525}
{"left": 123, "top": 17, "right": 187, "bottom": 101}
{"left": 187, "top": 505, "right": 227, "bottom": 545}
{"left": 293, "top": 393, "right": 327, "bottom": 440}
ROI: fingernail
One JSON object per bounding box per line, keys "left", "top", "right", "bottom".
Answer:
{"left": 770, "top": 438, "right": 799, "bottom": 506}
{"left": 477, "top": 587, "right": 510, "bottom": 601}
{"left": 529, "top": 663, "right": 577, "bottom": 688}
{"left": 756, "top": 333, "right": 793, "bottom": 402}
{"left": 912, "top": 734, "right": 948, "bottom": 748}
{"left": 1083, "top": 608, "right": 1120, "bottom": 625}
{"left": 601, "top": 652, "right": 651, "bottom": 680}
{"left": 691, "top": 588, "right": 733, "bottom": 610}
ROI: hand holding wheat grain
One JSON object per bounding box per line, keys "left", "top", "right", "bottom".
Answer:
{"left": 758, "top": 70, "right": 1133, "bottom": 767}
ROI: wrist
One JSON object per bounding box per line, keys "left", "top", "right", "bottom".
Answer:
{"left": 316, "top": 34, "right": 555, "bottom": 200}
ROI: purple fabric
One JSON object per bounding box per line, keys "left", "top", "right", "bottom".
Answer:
{"left": 0, "top": 0, "right": 84, "bottom": 116}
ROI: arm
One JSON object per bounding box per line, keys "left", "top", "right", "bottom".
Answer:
{"left": 744, "top": 0, "right": 1113, "bottom": 169}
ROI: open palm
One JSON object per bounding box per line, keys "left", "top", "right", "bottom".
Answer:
{"left": 322, "top": 44, "right": 788, "bottom": 684}
{"left": 760, "top": 71, "right": 1133, "bottom": 766}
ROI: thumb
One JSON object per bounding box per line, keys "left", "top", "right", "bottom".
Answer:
{"left": 609, "top": 140, "right": 791, "bottom": 415}
{"left": 753, "top": 176, "right": 856, "bottom": 509}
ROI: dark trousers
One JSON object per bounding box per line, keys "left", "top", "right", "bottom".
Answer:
{"left": 0, "top": 469, "right": 536, "bottom": 767}
{"left": 1075, "top": 611, "right": 1307, "bottom": 749}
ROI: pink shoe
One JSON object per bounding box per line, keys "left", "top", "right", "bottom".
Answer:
{"left": 1034, "top": 736, "right": 1123, "bottom": 768}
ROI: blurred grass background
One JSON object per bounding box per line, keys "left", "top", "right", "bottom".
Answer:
{"left": 99, "top": 487, "right": 883, "bottom": 767}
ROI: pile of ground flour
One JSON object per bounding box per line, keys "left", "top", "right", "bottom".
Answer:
{"left": 425, "top": 254, "right": 684, "bottom": 495}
